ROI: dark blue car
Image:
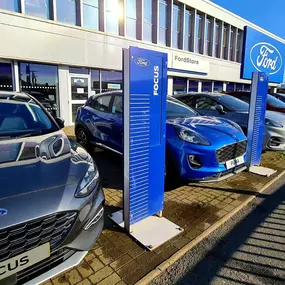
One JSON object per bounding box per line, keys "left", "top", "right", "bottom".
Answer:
{"left": 75, "top": 91, "right": 248, "bottom": 182}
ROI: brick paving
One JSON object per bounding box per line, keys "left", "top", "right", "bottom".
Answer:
{"left": 42, "top": 127, "right": 285, "bottom": 285}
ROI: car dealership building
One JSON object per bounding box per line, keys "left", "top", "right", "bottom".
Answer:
{"left": 0, "top": 0, "right": 284, "bottom": 125}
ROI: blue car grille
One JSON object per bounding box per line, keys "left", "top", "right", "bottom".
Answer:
{"left": 216, "top": 140, "right": 247, "bottom": 164}
{"left": 0, "top": 212, "right": 77, "bottom": 263}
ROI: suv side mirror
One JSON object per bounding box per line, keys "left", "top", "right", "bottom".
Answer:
{"left": 215, "top": 104, "right": 225, "bottom": 114}
{"left": 55, "top": 117, "right": 65, "bottom": 129}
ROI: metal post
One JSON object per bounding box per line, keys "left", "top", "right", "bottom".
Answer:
{"left": 179, "top": 3, "right": 185, "bottom": 50}
{"left": 137, "top": 0, "right": 143, "bottom": 40}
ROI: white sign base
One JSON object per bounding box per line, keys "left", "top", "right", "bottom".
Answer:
{"left": 110, "top": 210, "right": 183, "bottom": 250}
{"left": 249, "top": 166, "right": 277, "bottom": 177}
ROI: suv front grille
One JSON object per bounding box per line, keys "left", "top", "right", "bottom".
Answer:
{"left": 216, "top": 140, "right": 247, "bottom": 164}
{"left": 0, "top": 212, "right": 77, "bottom": 263}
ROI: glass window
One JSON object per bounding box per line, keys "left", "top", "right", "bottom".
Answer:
{"left": 188, "top": 80, "right": 198, "bottom": 92}
{"left": 222, "top": 24, "right": 229, "bottom": 60}
{"left": 166, "top": 97, "right": 197, "bottom": 119}
{"left": 143, "top": 0, "right": 152, "bottom": 42}
{"left": 173, "top": 77, "right": 187, "bottom": 95}
{"left": 91, "top": 69, "right": 100, "bottom": 94}
{"left": 19, "top": 62, "right": 59, "bottom": 117}
{"left": 0, "top": 0, "right": 20, "bottom": 12}
{"left": 243, "top": 84, "right": 251, "bottom": 92}
{"left": 205, "top": 17, "right": 212, "bottom": 56}
{"left": 202, "top": 81, "right": 212, "bottom": 92}
{"left": 71, "top": 77, "right": 88, "bottom": 100}
{"left": 83, "top": 0, "right": 99, "bottom": 30}
{"left": 229, "top": 27, "right": 235, "bottom": 61}
{"left": 112, "top": 95, "right": 122, "bottom": 114}
{"left": 178, "top": 95, "right": 195, "bottom": 107}
{"left": 101, "top": 70, "right": 122, "bottom": 92}
{"left": 126, "top": 0, "right": 136, "bottom": 38}
{"left": 218, "top": 95, "right": 249, "bottom": 112}
{"left": 69, "top": 67, "right": 89, "bottom": 74}
{"left": 226, "top": 83, "right": 235, "bottom": 92}
{"left": 172, "top": 3, "right": 180, "bottom": 49}
{"left": 214, "top": 81, "right": 223, "bottom": 93}
{"left": 56, "top": 0, "right": 76, "bottom": 25}
{"left": 195, "top": 13, "right": 202, "bottom": 54}
{"left": 214, "top": 21, "right": 220, "bottom": 57}
{"left": 195, "top": 97, "right": 217, "bottom": 110}
{"left": 184, "top": 9, "right": 192, "bottom": 51}
{"left": 235, "top": 83, "right": 243, "bottom": 91}
{"left": 159, "top": 0, "right": 167, "bottom": 46}
{"left": 105, "top": 0, "right": 120, "bottom": 35}
{"left": 236, "top": 30, "right": 242, "bottom": 62}
{"left": 0, "top": 63, "right": 13, "bottom": 91}
{"left": 93, "top": 95, "right": 112, "bottom": 112}
{"left": 25, "top": 0, "right": 50, "bottom": 19}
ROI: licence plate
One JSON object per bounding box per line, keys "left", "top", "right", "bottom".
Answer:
{"left": 0, "top": 243, "right": 50, "bottom": 280}
{"left": 225, "top": 155, "right": 244, "bottom": 169}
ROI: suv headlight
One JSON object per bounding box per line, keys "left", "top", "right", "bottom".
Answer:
{"left": 75, "top": 162, "right": 99, "bottom": 198}
{"left": 265, "top": 118, "right": 283, "bottom": 128}
{"left": 175, "top": 126, "right": 210, "bottom": 146}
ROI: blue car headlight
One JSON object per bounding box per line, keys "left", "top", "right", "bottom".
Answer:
{"left": 75, "top": 163, "right": 99, "bottom": 198}
{"left": 175, "top": 126, "right": 211, "bottom": 146}
{"left": 265, "top": 118, "right": 283, "bottom": 128}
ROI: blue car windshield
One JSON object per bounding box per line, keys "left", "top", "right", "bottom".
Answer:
{"left": 0, "top": 99, "right": 58, "bottom": 138}
{"left": 267, "top": 94, "right": 285, "bottom": 108}
{"left": 217, "top": 95, "right": 249, "bottom": 112}
{"left": 167, "top": 97, "right": 198, "bottom": 118}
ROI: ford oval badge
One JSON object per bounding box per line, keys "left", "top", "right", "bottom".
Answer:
{"left": 0, "top": 209, "right": 8, "bottom": 217}
{"left": 134, "top": 57, "right": 151, "bottom": 67}
{"left": 250, "top": 42, "right": 282, "bottom": 75}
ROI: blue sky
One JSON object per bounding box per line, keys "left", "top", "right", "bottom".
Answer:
{"left": 211, "top": 0, "right": 285, "bottom": 40}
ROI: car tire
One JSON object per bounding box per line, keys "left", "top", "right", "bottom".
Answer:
{"left": 76, "top": 127, "right": 93, "bottom": 152}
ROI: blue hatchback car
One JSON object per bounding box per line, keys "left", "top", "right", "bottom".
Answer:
{"left": 75, "top": 91, "right": 248, "bottom": 182}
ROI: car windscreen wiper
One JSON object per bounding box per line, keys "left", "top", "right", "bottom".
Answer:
{"left": 16, "top": 131, "right": 43, "bottom": 138}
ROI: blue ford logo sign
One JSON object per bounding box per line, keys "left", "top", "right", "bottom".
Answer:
{"left": 0, "top": 209, "right": 8, "bottom": 217}
{"left": 134, "top": 57, "right": 150, "bottom": 67}
{"left": 250, "top": 42, "right": 283, "bottom": 75}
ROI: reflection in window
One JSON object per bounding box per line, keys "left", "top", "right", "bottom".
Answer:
{"left": 202, "top": 81, "right": 212, "bottom": 92}
{"left": 229, "top": 27, "right": 235, "bottom": 61}
{"left": 172, "top": 3, "right": 180, "bottom": 49}
{"left": 214, "top": 81, "right": 223, "bottom": 93}
{"left": 226, "top": 83, "right": 235, "bottom": 92}
{"left": 71, "top": 77, "right": 88, "bottom": 100}
{"left": 189, "top": 80, "right": 198, "bottom": 92}
{"left": 236, "top": 83, "right": 243, "bottom": 91}
{"left": 159, "top": 0, "right": 167, "bottom": 46}
{"left": 19, "top": 62, "right": 59, "bottom": 117}
{"left": 101, "top": 70, "right": 122, "bottom": 92}
{"left": 69, "top": 67, "right": 89, "bottom": 74}
{"left": 0, "top": 0, "right": 20, "bottom": 12}
{"left": 214, "top": 21, "right": 220, "bottom": 57}
{"left": 126, "top": 0, "right": 136, "bottom": 38}
{"left": 184, "top": 9, "right": 192, "bottom": 51}
{"left": 83, "top": 0, "right": 99, "bottom": 30}
{"left": 143, "top": 0, "right": 152, "bottom": 42}
{"left": 195, "top": 13, "right": 202, "bottom": 54}
{"left": 205, "top": 17, "right": 212, "bottom": 56}
{"left": 91, "top": 69, "right": 100, "bottom": 94}
{"left": 105, "top": 0, "right": 120, "bottom": 35}
{"left": 112, "top": 96, "right": 122, "bottom": 114}
{"left": 222, "top": 24, "right": 229, "bottom": 60}
{"left": 25, "top": 0, "right": 50, "bottom": 19}
{"left": 93, "top": 95, "right": 112, "bottom": 112}
{"left": 236, "top": 30, "right": 242, "bottom": 62}
{"left": 196, "top": 97, "right": 217, "bottom": 110}
{"left": 0, "top": 63, "right": 13, "bottom": 91}
{"left": 56, "top": 0, "right": 76, "bottom": 25}
{"left": 243, "top": 84, "right": 251, "bottom": 92}
{"left": 173, "top": 77, "right": 187, "bottom": 95}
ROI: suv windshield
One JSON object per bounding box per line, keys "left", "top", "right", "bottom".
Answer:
{"left": 267, "top": 94, "right": 285, "bottom": 108}
{"left": 217, "top": 95, "right": 249, "bottom": 112}
{"left": 0, "top": 97, "right": 58, "bottom": 138}
{"left": 167, "top": 97, "right": 198, "bottom": 118}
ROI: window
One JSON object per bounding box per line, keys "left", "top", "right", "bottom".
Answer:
{"left": 101, "top": 70, "right": 122, "bottom": 92}
{"left": 214, "top": 21, "right": 220, "bottom": 57}
{"left": 202, "top": 81, "right": 212, "bottom": 92}
{"left": 19, "top": 62, "right": 59, "bottom": 117}
{"left": 173, "top": 77, "right": 187, "bottom": 95}
{"left": 71, "top": 77, "right": 88, "bottom": 100}
{"left": 167, "top": 97, "right": 197, "bottom": 119}
{"left": 229, "top": 27, "right": 235, "bottom": 61}
{"left": 56, "top": 0, "right": 76, "bottom": 25}
{"left": 222, "top": 24, "right": 229, "bottom": 59}
{"left": 143, "top": 0, "right": 153, "bottom": 42}
{"left": 184, "top": 9, "right": 192, "bottom": 51}
{"left": 195, "top": 97, "right": 217, "bottom": 110}
{"left": 214, "top": 81, "right": 223, "bottom": 93}
{"left": 205, "top": 17, "right": 212, "bottom": 56}
{"left": 83, "top": 0, "right": 99, "bottom": 30}
{"left": 226, "top": 83, "right": 235, "bottom": 92}
{"left": 159, "top": 0, "right": 167, "bottom": 46}
{"left": 195, "top": 13, "right": 202, "bottom": 54}
{"left": 188, "top": 80, "right": 198, "bottom": 92}
{"left": 236, "top": 30, "right": 242, "bottom": 62}
{"left": 235, "top": 83, "right": 243, "bottom": 91}
{"left": 112, "top": 96, "right": 122, "bottom": 114}
{"left": 0, "top": 63, "right": 13, "bottom": 91}
{"left": 243, "top": 84, "right": 251, "bottom": 92}
{"left": 91, "top": 69, "right": 100, "bottom": 94}
{"left": 0, "top": 1, "right": 20, "bottom": 12}
{"left": 93, "top": 95, "right": 112, "bottom": 112}
{"left": 126, "top": 0, "right": 136, "bottom": 38}
{"left": 105, "top": 0, "right": 120, "bottom": 35}
{"left": 179, "top": 95, "right": 195, "bottom": 107}
{"left": 172, "top": 3, "right": 180, "bottom": 49}
{"left": 25, "top": 0, "right": 50, "bottom": 19}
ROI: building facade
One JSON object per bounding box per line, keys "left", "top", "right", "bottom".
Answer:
{"left": 0, "top": 0, "right": 284, "bottom": 125}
